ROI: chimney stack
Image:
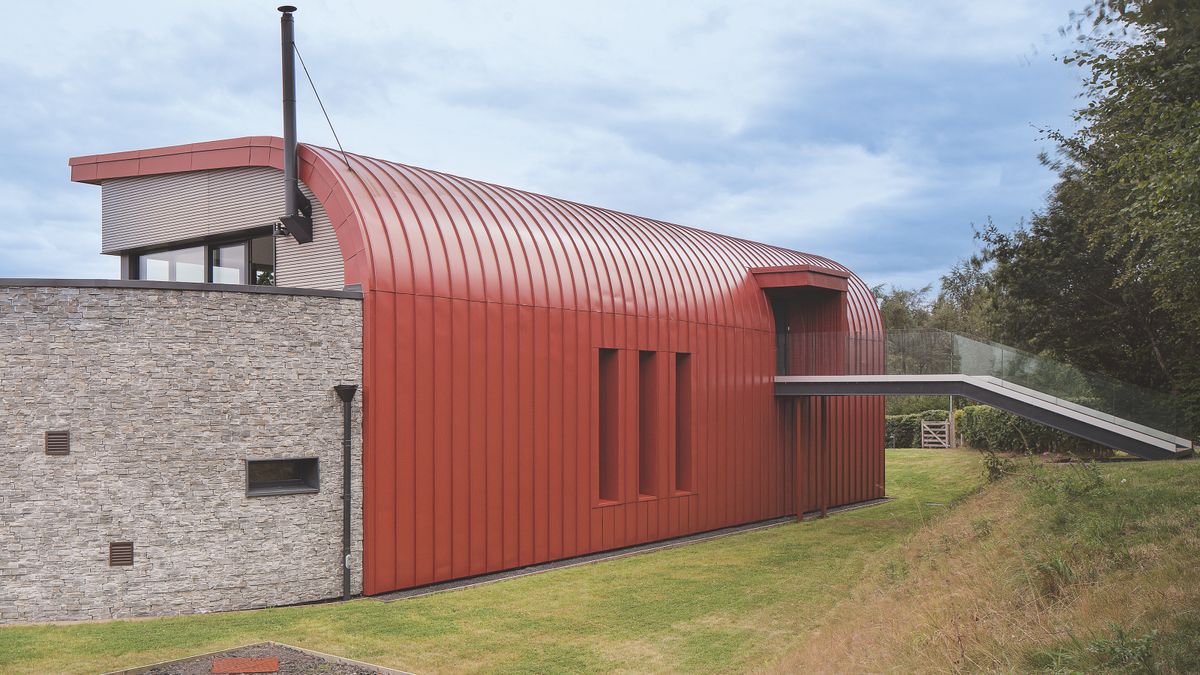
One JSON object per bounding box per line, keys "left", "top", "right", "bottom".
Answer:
{"left": 277, "top": 5, "right": 313, "bottom": 244}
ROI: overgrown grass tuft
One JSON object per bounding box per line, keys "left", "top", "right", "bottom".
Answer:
{"left": 778, "top": 455, "right": 1200, "bottom": 673}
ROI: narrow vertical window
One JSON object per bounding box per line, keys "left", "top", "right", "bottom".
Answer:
{"left": 638, "top": 351, "right": 658, "bottom": 497}
{"left": 598, "top": 348, "right": 620, "bottom": 502}
{"left": 675, "top": 353, "right": 693, "bottom": 492}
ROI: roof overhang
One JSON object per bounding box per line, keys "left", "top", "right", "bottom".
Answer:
{"left": 749, "top": 265, "right": 849, "bottom": 292}
{"left": 68, "top": 137, "right": 285, "bottom": 184}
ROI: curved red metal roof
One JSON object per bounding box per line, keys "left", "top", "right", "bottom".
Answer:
{"left": 71, "top": 136, "right": 881, "bottom": 334}
{"left": 71, "top": 136, "right": 886, "bottom": 594}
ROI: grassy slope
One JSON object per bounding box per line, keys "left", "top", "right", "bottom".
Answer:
{"left": 778, "top": 457, "right": 1200, "bottom": 673}
{"left": 4, "top": 451, "right": 1196, "bottom": 674}
{"left": 0, "top": 449, "right": 981, "bottom": 674}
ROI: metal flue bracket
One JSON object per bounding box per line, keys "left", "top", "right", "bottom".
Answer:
{"left": 277, "top": 189, "right": 313, "bottom": 243}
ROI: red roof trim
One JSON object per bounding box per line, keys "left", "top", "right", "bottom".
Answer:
{"left": 68, "top": 137, "right": 286, "bottom": 181}
{"left": 749, "top": 265, "right": 851, "bottom": 292}
{"left": 749, "top": 264, "right": 851, "bottom": 279}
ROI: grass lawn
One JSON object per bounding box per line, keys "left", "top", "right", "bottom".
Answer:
{"left": 0, "top": 449, "right": 982, "bottom": 674}
{"left": 2, "top": 449, "right": 1197, "bottom": 673}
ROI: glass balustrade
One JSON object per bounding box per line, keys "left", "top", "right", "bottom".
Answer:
{"left": 776, "top": 329, "right": 1186, "bottom": 438}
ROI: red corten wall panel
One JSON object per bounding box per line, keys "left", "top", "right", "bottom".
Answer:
{"left": 72, "top": 137, "right": 886, "bottom": 596}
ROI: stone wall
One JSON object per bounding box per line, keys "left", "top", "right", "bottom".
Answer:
{"left": 0, "top": 283, "right": 363, "bottom": 623}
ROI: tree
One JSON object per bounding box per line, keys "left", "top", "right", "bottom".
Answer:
{"left": 871, "top": 284, "right": 932, "bottom": 331}
{"left": 976, "top": 0, "right": 1200, "bottom": 432}
{"left": 872, "top": 259, "right": 997, "bottom": 339}
{"left": 929, "top": 255, "right": 996, "bottom": 339}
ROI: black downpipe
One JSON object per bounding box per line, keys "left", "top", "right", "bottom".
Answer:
{"left": 334, "top": 384, "right": 358, "bottom": 600}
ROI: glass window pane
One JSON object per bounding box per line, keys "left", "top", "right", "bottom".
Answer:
{"left": 140, "top": 254, "right": 170, "bottom": 281}
{"left": 137, "top": 246, "right": 204, "bottom": 283}
{"left": 210, "top": 243, "right": 246, "bottom": 285}
{"left": 249, "top": 236, "right": 274, "bottom": 286}
{"left": 173, "top": 246, "right": 205, "bottom": 283}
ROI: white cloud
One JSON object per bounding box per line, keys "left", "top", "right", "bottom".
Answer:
{"left": 677, "top": 142, "right": 930, "bottom": 242}
{"left": 0, "top": 0, "right": 1079, "bottom": 283}
{"left": 0, "top": 181, "right": 114, "bottom": 278}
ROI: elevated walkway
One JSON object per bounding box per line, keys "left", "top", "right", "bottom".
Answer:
{"left": 774, "top": 330, "right": 1193, "bottom": 460}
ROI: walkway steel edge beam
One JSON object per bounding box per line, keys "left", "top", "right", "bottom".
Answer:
{"left": 774, "top": 376, "right": 1188, "bottom": 461}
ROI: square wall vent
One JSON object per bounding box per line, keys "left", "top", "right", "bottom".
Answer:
{"left": 45, "top": 430, "right": 70, "bottom": 456}
{"left": 109, "top": 542, "right": 134, "bottom": 567}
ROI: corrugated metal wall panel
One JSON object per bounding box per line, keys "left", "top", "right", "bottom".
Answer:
{"left": 101, "top": 171, "right": 211, "bottom": 253}
{"left": 99, "top": 167, "right": 343, "bottom": 290}
{"left": 317, "top": 146, "right": 887, "bottom": 595}
{"left": 276, "top": 182, "right": 345, "bottom": 291}
{"left": 101, "top": 168, "right": 279, "bottom": 253}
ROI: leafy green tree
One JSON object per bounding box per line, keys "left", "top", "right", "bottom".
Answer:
{"left": 929, "top": 255, "right": 997, "bottom": 339}
{"left": 978, "top": 0, "right": 1200, "bottom": 432}
{"left": 871, "top": 284, "right": 932, "bottom": 331}
{"left": 872, "top": 259, "right": 997, "bottom": 340}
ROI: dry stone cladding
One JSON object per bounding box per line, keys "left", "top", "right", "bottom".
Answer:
{"left": 0, "top": 285, "right": 362, "bottom": 623}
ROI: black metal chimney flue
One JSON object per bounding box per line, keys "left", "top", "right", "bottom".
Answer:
{"left": 277, "top": 5, "right": 313, "bottom": 244}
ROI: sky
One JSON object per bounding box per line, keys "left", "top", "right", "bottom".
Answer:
{"left": 0, "top": 1, "right": 1085, "bottom": 289}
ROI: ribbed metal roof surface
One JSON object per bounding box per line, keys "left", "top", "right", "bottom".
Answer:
{"left": 301, "top": 144, "right": 881, "bottom": 334}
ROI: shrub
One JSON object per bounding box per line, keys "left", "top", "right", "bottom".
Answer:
{"left": 1028, "top": 461, "right": 1108, "bottom": 500}
{"left": 1028, "top": 625, "right": 1158, "bottom": 673}
{"left": 1087, "top": 625, "right": 1157, "bottom": 672}
{"left": 885, "top": 395, "right": 951, "bottom": 416}
{"left": 954, "top": 404, "right": 1113, "bottom": 458}
{"left": 885, "top": 409, "right": 949, "bottom": 448}
{"left": 982, "top": 450, "right": 1015, "bottom": 483}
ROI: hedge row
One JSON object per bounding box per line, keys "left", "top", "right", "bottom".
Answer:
{"left": 953, "top": 404, "right": 1112, "bottom": 458}
{"left": 885, "top": 409, "right": 949, "bottom": 448}
{"left": 885, "top": 404, "right": 1113, "bottom": 457}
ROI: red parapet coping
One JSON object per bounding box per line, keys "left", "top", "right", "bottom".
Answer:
{"left": 68, "top": 136, "right": 286, "bottom": 184}
{"left": 748, "top": 264, "right": 851, "bottom": 279}
{"left": 749, "top": 264, "right": 851, "bottom": 292}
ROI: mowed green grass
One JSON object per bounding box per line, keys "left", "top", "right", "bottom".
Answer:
{"left": 0, "top": 449, "right": 982, "bottom": 674}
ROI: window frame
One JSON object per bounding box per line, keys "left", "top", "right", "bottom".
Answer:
{"left": 245, "top": 457, "right": 320, "bottom": 497}
{"left": 128, "top": 228, "right": 275, "bottom": 286}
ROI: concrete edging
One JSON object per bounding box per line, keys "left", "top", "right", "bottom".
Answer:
{"left": 100, "top": 641, "right": 411, "bottom": 675}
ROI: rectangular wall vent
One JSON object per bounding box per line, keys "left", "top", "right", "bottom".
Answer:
{"left": 45, "top": 430, "right": 70, "bottom": 456}
{"left": 109, "top": 542, "right": 134, "bottom": 567}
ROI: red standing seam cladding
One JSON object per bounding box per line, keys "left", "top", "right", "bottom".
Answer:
{"left": 71, "top": 137, "right": 886, "bottom": 596}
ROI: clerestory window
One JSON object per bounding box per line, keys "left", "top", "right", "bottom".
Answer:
{"left": 134, "top": 234, "right": 274, "bottom": 286}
